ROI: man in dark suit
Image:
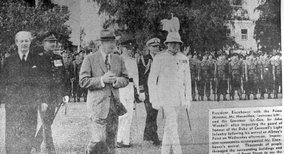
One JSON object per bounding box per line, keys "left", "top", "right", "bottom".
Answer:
{"left": 33, "top": 33, "right": 71, "bottom": 154}
{"left": 0, "top": 31, "right": 41, "bottom": 154}
{"left": 79, "top": 29, "right": 129, "bottom": 154}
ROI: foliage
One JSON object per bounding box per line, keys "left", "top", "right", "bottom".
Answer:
{"left": 254, "top": 0, "right": 281, "bottom": 52}
{"left": 0, "top": 0, "right": 72, "bottom": 54}
{"left": 94, "top": 0, "right": 236, "bottom": 53}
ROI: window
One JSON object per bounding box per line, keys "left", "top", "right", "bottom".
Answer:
{"left": 232, "top": 0, "right": 242, "bottom": 6}
{"left": 241, "top": 29, "right": 248, "bottom": 40}
{"left": 226, "top": 28, "right": 231, "bottom": 37}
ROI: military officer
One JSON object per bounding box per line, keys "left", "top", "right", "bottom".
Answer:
{"left": 34, "top": 33, "right": 71, "bottom": 153}
{"left": 142, "top": 37, "right": 161, "bottom": 145}
{"left": 188, "top": 53, "right": 199, "bottom": 101}
{"left": 259, "top": 52, "right": 273, "bottom": 99}
{"left": 198, "top": 55, "right": 211, "bottom": 101}
{"left": 207, "top": 54, "right": 216, "bottom": 100}
{"left": 271, "top": 53, "right": 282, "bottom": 99}
{"left": 148, "top": 18, "right": 192, "bottom": 153}
{"left": 245, "top": 53, "right": 259, "bottom": 100}
{"left": 229, "top": 53, "right": 243, "bottom": 100}
{"left": 216, "top": 54, "right": 229, "bottom": 101}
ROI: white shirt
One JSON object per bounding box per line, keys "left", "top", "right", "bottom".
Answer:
{"left": 18, "top": 50, "right": 29, "bottom": 61}
{"left": 121, "top": 55, "right": 139, "bottom": 90}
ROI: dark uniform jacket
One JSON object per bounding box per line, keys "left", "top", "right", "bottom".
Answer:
{"left": 38, "top": 52, "right": 71, "bottom": 105}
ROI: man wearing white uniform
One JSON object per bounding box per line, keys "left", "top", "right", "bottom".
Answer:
{"left": 116, "top": 44, "right": 142, "bottom": 147}
{"left": 148, "top": 16, "right": 192, "bottom": 154}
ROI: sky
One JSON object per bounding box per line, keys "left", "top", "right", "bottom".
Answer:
{"left": 52, "top": 0, "right": 102, "bottom": 46}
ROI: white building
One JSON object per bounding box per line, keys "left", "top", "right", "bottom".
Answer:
{"left": 227, "top": 0, "right": 261, "bottom": 51}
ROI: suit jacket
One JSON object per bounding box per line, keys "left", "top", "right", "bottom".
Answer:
{"left": 0, "top": 52, "right": 41, "bottom": 106}
{"left": 79, "top": 51, "right": 129, "bottom": 120}
{"left": 148, "top": 52, "right": 192, "bottom": 109}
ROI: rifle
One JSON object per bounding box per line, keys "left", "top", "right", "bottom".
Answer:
{"left": 213, "top": 63, "right": 217, "bottom": 101}
{"left": 272, "top": 64, "right": 276, "bottom": 95}
{"left": 228, "top": 63, "right": 231, "bottom": 100}
{"left": 197, "top": 65, "right": 201, "bottom": 101}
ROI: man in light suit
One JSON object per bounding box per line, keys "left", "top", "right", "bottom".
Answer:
{"left": 79, "top": 29, "right": 129, "bottom": 154}
{"left": 148, "top": 26, "right": 192, "bottom": 153}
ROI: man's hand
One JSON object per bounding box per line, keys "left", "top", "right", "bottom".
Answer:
{"left": 102, "top": 71, "right": 117, "bottom": 84}
{"left": 63, "top": 96, "right": 69, "bottom": 103}
{"left": 41, "top": 103, "right": 48, "bottom": 112}
{"left": 139, "top": 93, "right": 145, "bottom": 102}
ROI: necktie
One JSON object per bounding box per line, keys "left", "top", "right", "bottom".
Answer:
{"left": 22, "top": 54, "right": 26, "bottom": 62}
{"left": 105, "top": 54, "right": 111, "bottom": 71}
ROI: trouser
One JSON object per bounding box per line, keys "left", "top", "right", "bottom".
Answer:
{"left": 161, "top": 106, "right": 182, "bottom": 154}
{"left": 143, "top": 83, "right": 159, "bottom": 142}
{"left": 274, "top": 76, "right": 281, "bottom": 98}
{"left": 230, "top": 75, "right": 242, "bottom": 99}
{"left": 217, "top": 78, "right": 228, "bottom": 100}
{"left": 5, "top": 103, "right": 38, "bottom": 154}
{"left": 217, "top": 79, "right": 227, "bottom": 95}
{"left": 246, "top": 76, "right": 258, "bottom": 98}
{"left": 191, "top": 80, "right": 196, "bottom": 100}
{"left": 34, "top": 91, "right": 61, "bottom": 153}
{"left": 73, "top": 80, "right": 87, "bottom": 101}
{"left": 260, "top": 73, "right": 273, "bottom": 97}
{"left": 144, "top": 102, "right": 159, "bottom": 141}
{"left": 197, "top": 79, "right": 210, "bottom": 98}
{"left": 38, "top": 104, "right": 57, "bottom": 153}
{"left": 87, "top": 95, "right": 119, "bottom": 154}
{"left": 117, "top": 84, "right": 134, "bottom": 145}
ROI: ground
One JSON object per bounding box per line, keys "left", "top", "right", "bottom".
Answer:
{"left": 0, "top": 97, "right": 282, "bottom": 154}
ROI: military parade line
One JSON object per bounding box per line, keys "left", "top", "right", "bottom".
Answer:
{"left": 187, "top": 51, "right": 282, "bottom": 101}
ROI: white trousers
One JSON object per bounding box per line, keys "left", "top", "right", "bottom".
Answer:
{"left": 161, "top": 106, "right": 182, "bottom": 154}
{"left": 117, "top": 83, "right": 134, "bottom": 145}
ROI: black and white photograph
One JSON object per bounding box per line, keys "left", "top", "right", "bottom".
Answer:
{"left": 0, "top": 0, "right": 282, "bottom": 154}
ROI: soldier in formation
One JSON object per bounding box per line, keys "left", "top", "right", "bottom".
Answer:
{"left": 216, "top": 54, "right": 229, "bottom": 101}
{"left": 187, "top": 51, "right": 282, "bottom": 101}
{"left": 229, "top": 53, "right": 243, "bottom": 100}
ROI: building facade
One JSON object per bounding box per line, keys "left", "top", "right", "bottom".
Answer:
{"left": 227, "top": 0, "right": 261, "bottom": 51}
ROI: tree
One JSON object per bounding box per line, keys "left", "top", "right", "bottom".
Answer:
{"left": 94, "top": 0, "right": 236, "bottom": 53}
{"left": 0, "top": 0, "right": 72, "bottom": 54}
{"left": 254, "top": 0, "right": 281, "bottom": 52}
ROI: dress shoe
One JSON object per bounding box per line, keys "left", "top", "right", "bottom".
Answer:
{"left": 153, "top": 140, "right": 161, "bottom": 146}
{"left": 116, "top": 142, "right": 132, "bottom": 148}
